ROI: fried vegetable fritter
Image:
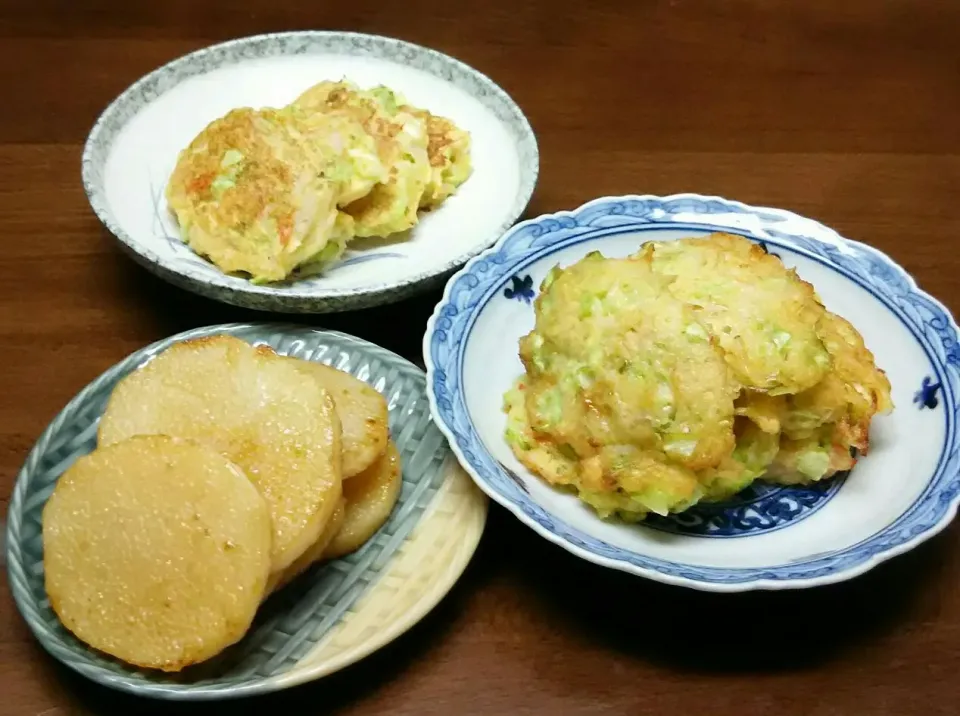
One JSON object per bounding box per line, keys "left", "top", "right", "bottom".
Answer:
{"left": 294, "top": 81, "right": 431, "bottom": 237}
{"left": 167, "top": 78, "right": 472, "bottom": 283}
{"left": 504, "top": 233, "right": 893, "bottom": 520}
{"left": 642, "top": 234, "right": 831, "bottom": 395}
{"left": 765, "top": 427, "right": 858, "bottom": 484}
{"left": 166, "top": 108, "right": 367, "bottom": 283}
{"left": 401, "top": 106, "right": 473, "bottom": 209}
{"left": 506, "top": 252, "right": 741, "bottom": 519}
{"left": 765, "top": 312, "right": 892, "bottom": 484}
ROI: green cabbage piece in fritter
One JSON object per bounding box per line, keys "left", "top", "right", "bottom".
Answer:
{"left": 293, "top": 80, "right": 432, "bottom": 237}
{"left": 165, "top": 108, "right": 348, "bottom": 283}
{"left": 504, "top": 382, "right": 703, "bottom": 519}
{"left": 502, "top": 233, "right": 894, "bottom": 520}
{"left": 641, "top": 233, "right": 831, "bottom": 395}
{"left": 507, "top": 252, "right": 740, "bottom": 519}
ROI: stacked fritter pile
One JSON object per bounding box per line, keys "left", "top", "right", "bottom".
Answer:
{"left": 41, "top": 336, "right": 401, "bottom": 671}
{"left": 166, "top": 81, "right": 472, "bottom": 283}
{"left": 505, "top": 233, "right": 893, "bottom": 520}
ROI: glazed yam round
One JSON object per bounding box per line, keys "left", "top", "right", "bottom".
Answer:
{"left": 266, "top": 499, "right": 346, "bottom": 595}
{"left": 98, "top": 335, "right": 343, "bottom": 574}
{"left": 42, "top": 435, "right": 272, "bottom": 672}
{"left": 326, "top": 440, "right": 402, "bottom": 560}
{"left": 289, "top": 358, "right": 389, "bottom": 478}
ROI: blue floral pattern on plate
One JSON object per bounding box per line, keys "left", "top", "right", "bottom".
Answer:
{"left": 425, "top": 193, "right": 960, "bottom": 591}
{"left": 503, "top": 274, "right": 535, "bottom": 303}
{"left": 915, "top": 376, "right": 942, "bottom": 410}
{"left": 646, "top": 478, "right": 845, "bottom": 538}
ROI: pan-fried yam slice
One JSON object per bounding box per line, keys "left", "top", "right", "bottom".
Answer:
{"left": 289, "top": 358, "right": 389, "bottom": 478}
{"left": 42, "top": 435, "right": 272, "bottom": 672}
{"left": 326, "top": 440, "right": 402, "bottom": 559}
{"left": 266, "top": 500, "right": 345, "bottom": 595}
{"left": 98, "top": 335, "right": 342, "bottom": 574}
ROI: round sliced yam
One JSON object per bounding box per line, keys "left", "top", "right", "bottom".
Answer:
{"left": 288, "top": 358, "right": 389, "bottom": 478}
{"left": 42, "top": 435, "right": 272, "bottom": 672}
{"left": 98, "top": 335, "right": 342, "bottom": 574}
{"left": 326, "top": 440, "right": 402, "bottom": 560}
{"left": 266, "top": 499, "right": 345, "bottom": 595}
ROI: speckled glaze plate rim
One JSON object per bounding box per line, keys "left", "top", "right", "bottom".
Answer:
{"left": 5, "top": 323, "right": 488, "bottom": 700}
{"left": 424, "top": 192, "right": 960, "bottom": 592}
{"left": 80, "top": 31, "right": 539, "bottom": 314}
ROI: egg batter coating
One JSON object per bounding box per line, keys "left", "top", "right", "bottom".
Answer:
{"left": 697, "top": 417, "right": 782, "bottom": 500}
{"left": 505, "top": 252, "right": 741, "bottom": 519}
{"left": 399, "top": 105, "right": 473, "bottom": 209}
{"left": 281, "top": 102, "right": 388, "bottom": 207}
{"left": 504, "top": 233, "right": 893, "bottom": 519}
{"left": 641, "top": 233, "right": 831, "bottom": 395}
{"left": 294, "top": 81, "right": 431, "bottom": 237}
{"left": 166, "top": 108, "right": 363, "bottom": 283}
{"left": 766, "top": 312, "right": 892, "bottom": 483}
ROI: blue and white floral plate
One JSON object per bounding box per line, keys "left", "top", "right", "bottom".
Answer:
{"left": 424, "top": 193, "right": 960, "bottom": 592}
{"left": 81, "top": 32, "right": 538, "bottom": 314}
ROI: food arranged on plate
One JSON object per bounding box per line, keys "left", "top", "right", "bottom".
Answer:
{"left": 165, "top": 80, "right": 473, "bottom": 284}
{"left": 41, "top": 335, "right": 401, "bottom": 672}
{"left": 504, "top": 232, "right": 893, "bottom": 521}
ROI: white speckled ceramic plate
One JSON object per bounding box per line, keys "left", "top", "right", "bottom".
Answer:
{"left": 7, "top": 324, "right": 488, "bottom": 699}
{"left": 81, "top": 32, "right": 539, "bottom": 313}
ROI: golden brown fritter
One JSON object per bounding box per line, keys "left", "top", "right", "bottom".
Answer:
{"left": 642, "top": 233, "right": 831, "bottom": 395}
{"left": 401, "top": 106, "right": 473, "bottom": 209}
{"left": 166, "top": 108, "right": 353, "bottom": 283}
{"left": 506, "top": 252, "right": 741, "bottom": 519}
{"left": 766, "top": 312, "right": 892, "bottom": 484}
{"left": 504, "top": 233, "right": 894, "bottom": 520}
{"left": 294, "top": 81, "right": 431, "bottom": 237}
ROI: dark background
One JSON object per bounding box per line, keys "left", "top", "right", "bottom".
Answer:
{"left": 2, "top": 1, "right": 959, "bottom": 714}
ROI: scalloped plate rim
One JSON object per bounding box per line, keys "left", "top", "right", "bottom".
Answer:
{"left": 423, "top": 192, "right": 960, "bottom": 592}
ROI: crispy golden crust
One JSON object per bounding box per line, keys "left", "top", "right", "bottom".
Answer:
{"left": 505, "top": 252, "right": 740, "bottom": 518}
{"left": 166, "top": 108, "right": 348, "bottom": 283}
{"left": 526, "top": 253, "right": 739, "bottom": 468}
{"left": 402, "top": 107, "right": 473, "bottom": 209}
{"left": 294, "top": 81, "right": 432, "bottom": 237}
{"left": 642, "top": 233, "right": 831, "bottom": 394}
{"left": 504, "top": 233, "right": 894, "bottom": 519}
{"left": 167, "top": 78, "right": 472, "bottom": 284}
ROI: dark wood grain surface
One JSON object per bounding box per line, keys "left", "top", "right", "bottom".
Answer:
{"left": 3, "top": 1, "right": 960, "bottom": 714}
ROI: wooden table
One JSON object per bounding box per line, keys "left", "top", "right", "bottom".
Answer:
{"left": 3, "top": 2, "right": 960, "bottom": 714}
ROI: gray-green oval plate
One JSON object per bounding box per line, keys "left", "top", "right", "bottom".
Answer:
{"left": 5, "top": 323, "right": 488, "bottom": 700}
